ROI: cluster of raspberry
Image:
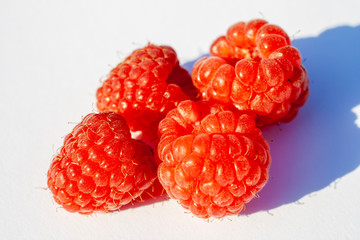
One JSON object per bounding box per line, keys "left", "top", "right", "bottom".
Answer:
{"left": 47, "top": 19, "right": 309, "bottom": 218}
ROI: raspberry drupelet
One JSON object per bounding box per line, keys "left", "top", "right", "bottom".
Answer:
{"left": 157, "top": 100, "right": 271, "bottom": 218}
{"left": 192, "top": 19, "right": 309, "bottom": 126}
{"left": 96, "top": 44, "right": 196, "bottom": 142}
{"left": 47, "top": 112, "right": 157, "bottom": 214}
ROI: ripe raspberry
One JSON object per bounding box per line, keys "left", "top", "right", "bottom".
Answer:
{"left": 47, "top": 112, "right": 157, "bottom": 214}
{"left": 157, "top": 100, "right": 271, "bottom": 218}
{"left": 210, "top": 19, "right": 291, "bottom": 64}
{"left": 96, "top": 44, "right": 196, "bottom": 142}
{"left": 193, "top": 19, "right": 309, "bottom": 126}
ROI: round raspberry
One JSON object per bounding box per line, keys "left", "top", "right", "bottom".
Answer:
{"left": 47, "top": 112, "right": 157, "bottom": 214}
{"left": 157, "top": 100, "right": 271, "bottom": 218}
{"left": 193, "top": 19, "right": 309, "bottom": 126}
{"left": 96, "top": 44, "right": 196, "bottom": 142}
{"left": 210, "top": 19, "right": 290, "bottom": 63}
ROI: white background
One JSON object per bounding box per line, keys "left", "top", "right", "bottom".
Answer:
{"left": 1, "top": 0, "right": 360, "bottom": 239}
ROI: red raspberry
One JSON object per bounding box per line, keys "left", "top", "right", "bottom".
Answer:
{"left": 47, "top": 112, "right": 157, "bottom": 214}
{"left": 210, "top": 19, "right": 290, "bottom": 64}
{"left": 193, "top": 19, "right": 309, "bottom": 126}
{"left": 157, "top": 100, "right": 271, "bottom": 218}
{"left": 96, "top": 44, "right": 195, "bottom": 142}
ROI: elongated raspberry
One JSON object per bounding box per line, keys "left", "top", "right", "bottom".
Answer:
{"left": 47, "top": 112, "right": 157, "bottom": 214}
{"left": 96, "top": 44, "right": 195, "bottom": 142}
{"left": 157, "top": 100, "right": 271, "bottom": 218}
{"left": 193, "top": 19, "right": 309, "bottom": 126}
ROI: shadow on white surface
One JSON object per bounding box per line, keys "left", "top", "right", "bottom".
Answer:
{"left": 183, "top": 25, "right": 360, "bottom": 215}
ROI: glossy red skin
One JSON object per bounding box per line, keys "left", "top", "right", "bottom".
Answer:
{"left": 211, "top": 19, "right": 291, "bottom": 63}
{"left": 157, "top": 100, "right": 271, "bottom": 218}
{"left": 47, "top": 112, "right": 157, "bottom": 214}
{"left": 194, "top": 19, "right": 309, "bottom": 126}
{"left": 96, "top": 44, "right": 196, "bottom": 142}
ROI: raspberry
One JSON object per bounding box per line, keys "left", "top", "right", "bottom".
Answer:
{"left": 193, "top": 19, "right": 309, "bottom": 126}
{"left": 96, "top": 44, "right": 195, "bottom": 142}
{"left": 167, "top": 63, "right": 199, "bottom": 101}
{"left": 210, "top": 19, "right": 290, "bottom": 64}
{"left": 157, "top": 100, "right": 271, "bottom": 218}
{"left": 47, "top": 112, "right": 157, "bottom": 214}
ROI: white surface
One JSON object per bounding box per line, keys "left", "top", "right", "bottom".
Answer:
{"left": 1, "top": 0, "right": 360, "bottom": 239}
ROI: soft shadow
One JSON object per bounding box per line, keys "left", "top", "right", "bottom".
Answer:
{"left": 245, "top": 25, "right": 360, "bottom": 214}
{"left": 183, "top": 25, "right": 360, "bottom": 215}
